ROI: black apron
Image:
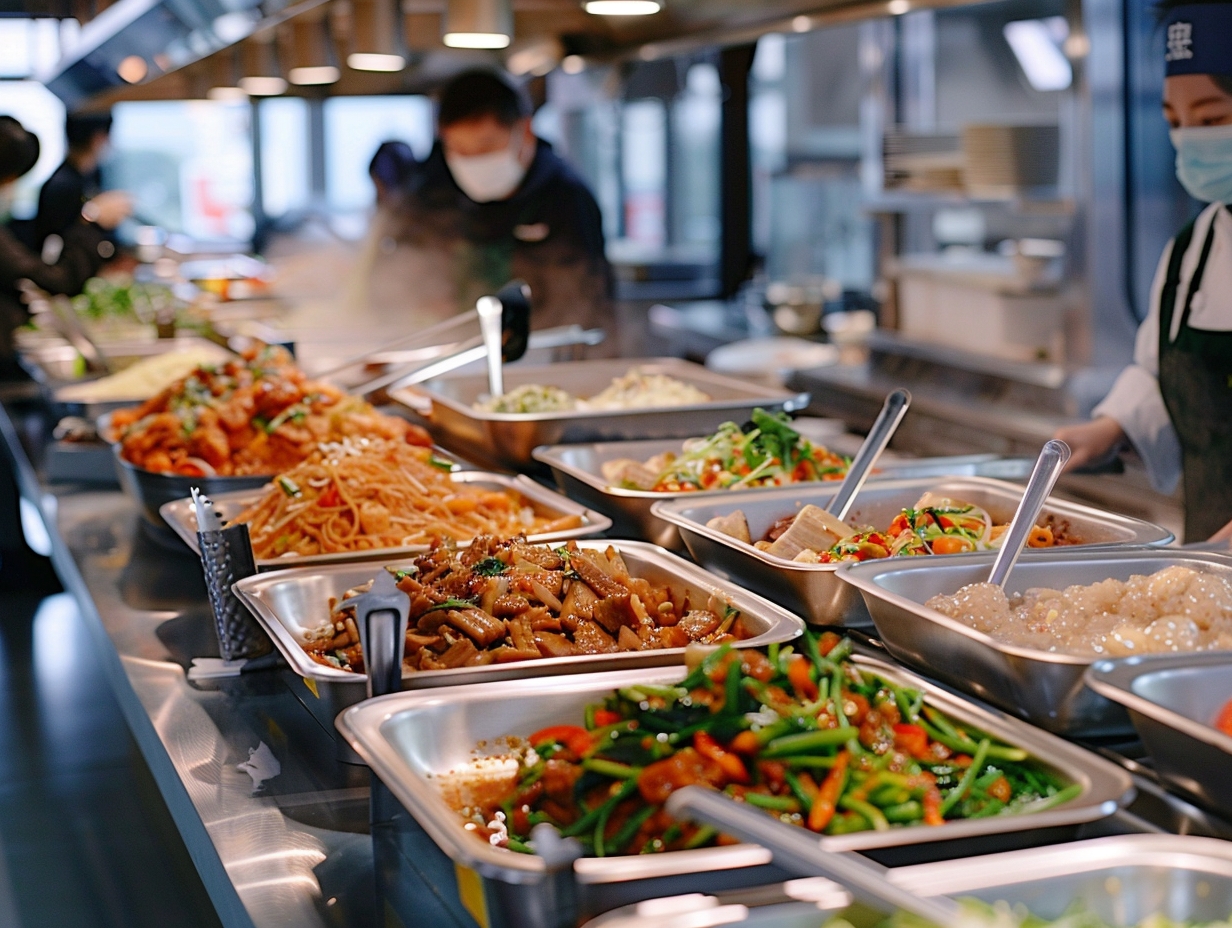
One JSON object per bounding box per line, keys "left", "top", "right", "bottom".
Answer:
{"left": 1157, "top": 206, "right": 1232, "bottom": 542}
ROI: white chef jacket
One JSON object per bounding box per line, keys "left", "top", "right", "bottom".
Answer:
{"left": 1093, "top": 202, "right": 1232, "bottom": 494}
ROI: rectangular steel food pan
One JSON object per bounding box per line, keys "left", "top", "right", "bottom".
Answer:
{"left": 839, "top": 548, "right": 1232, "bottom": 738}
{"left": 335, "top": 653, "right": 1132, "bottom": 928}
{"left": 533, "top": 440, "right": 1037, "bottom": 550}
{"left": 651, "top": 477, "right": 1172, "bottom": 628}
{"left": 581, "top": 834, "right": 1232, "bottom": 928}
{"left": 1086, "top": 652, "right": 1232, "bottom": 819}
{"left": 235, "top": 538, "right": 803, "bottom": 696}
{"left": 388, "top": 357, "right": 810, "bottom": 468}
{"left": 160, "top": 470, "right": 610, "bottom": 569}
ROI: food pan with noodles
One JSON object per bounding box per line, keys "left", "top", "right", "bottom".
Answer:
{"left": 580, "top": 834, "right": 1232, "bottom": 928}
{"left": 838, "top": 548, "right": 1232, "bottom": 738}
{"left": 160, "top": 455, "right": 609, "bottom": 569}
{"left": 651, "top": 477, "right": 1171, "bottom": 627}
{"left": 235, "top": 538, "right": 804, "bottom": 735}
{"left": 1086, "top": 652, "right": 1232, "bottom": 820}
{"left": 334, "top": 635, "right": 1130, "bottom": 928}
{"left": 389, "top": 357, "right": 810, "bottom": 468}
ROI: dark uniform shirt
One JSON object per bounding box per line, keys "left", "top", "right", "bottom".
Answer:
{"left": 393, "top": 139, "right": 611, "bottom": 333}
{"left": 34, "top": 160, "right": 101, "bottom": 251}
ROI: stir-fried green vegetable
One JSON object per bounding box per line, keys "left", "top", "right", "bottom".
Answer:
{"left": 629, "top": 409, "right": 851, "bottom": 492}
{"left": 456, "top": 631, "right": 1074, "bottom": 857}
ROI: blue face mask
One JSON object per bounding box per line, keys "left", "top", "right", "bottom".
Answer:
{"left": 1171, "top": 124, "right": 1232, "bottom": 203}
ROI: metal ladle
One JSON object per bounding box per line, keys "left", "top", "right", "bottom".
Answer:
{"left": 666, "top": 787, "right": 963, "bottom": 926}
{"left": 825, "top": 388, "right": 912, "bottom": 522}
{"left": 986, "top": 438, "right": 1071, "bottom": 588}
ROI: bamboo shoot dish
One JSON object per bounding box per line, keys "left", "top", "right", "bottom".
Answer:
{"left": 109, "top": 343, "right": 430, "bottom": 476}
{"left": 708, "top": 492, "right": 1079, "bottom": 564}
{"left": 307, "top": 537, "right": 755, "bottom": 673}
{"left": 601, "top": 409, "right": 850, "bottom": 493}
{"left": 446, "top": 631, "right": 1074, "bottom": 856}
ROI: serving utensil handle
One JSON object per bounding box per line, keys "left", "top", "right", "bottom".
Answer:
{"left": 353, "top": 571, "right": 411, "bottom": 700}
{"left": 826, "top": 388, "right": 911, "bottom": 522}
{"left": 987, "top": 438, "right": 1071, "bottom": 589}
{"left": 666, "top": 787, "right": 962, "bottom": 926}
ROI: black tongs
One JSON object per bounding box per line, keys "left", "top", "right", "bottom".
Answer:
{"left": 351, "top": 570, "right": 412, "bottom": 699}
{"left": 345, "top": 280, "right": 532, "bottom": 398}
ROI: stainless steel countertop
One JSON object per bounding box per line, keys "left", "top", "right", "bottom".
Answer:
{"left": 0, "top": 396, "right": 1220, "bottom": 928}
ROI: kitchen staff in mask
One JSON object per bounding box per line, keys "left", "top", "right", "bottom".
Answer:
{"left": 392, "top": 69, "right": 611, "bottom": 333}
{"left": 0, "top": 116, "right": 129, "bottom": 377}
{"left": 1057, "top": 0, "right": 1232, "bottom": 541}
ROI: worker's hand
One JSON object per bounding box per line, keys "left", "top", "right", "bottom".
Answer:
{"left": 1054, "top": 416, "right": 1126, "bottom": 472}
{"left": 83, "top": 191, "right": 132, "bottom": 230}
{"left": 1208, "top": 518, "right": 1232, "bottom": 545}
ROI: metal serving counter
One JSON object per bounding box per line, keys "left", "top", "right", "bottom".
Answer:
{"left": 0, "top": 394, "right": 1225, "bottom": 928}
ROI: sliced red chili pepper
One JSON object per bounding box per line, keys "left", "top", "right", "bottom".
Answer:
{"left": 592, "top": 709, "right": 621, "bottom": 728}
{"left": 528, "top": 725, "right": 593, "bottom": 757}
{"left": 318, "top": 484, "right": 341, "bottom": 508}
{"left": 693, "top": 731, "right": 749, "bottom": 784}
{"left": 892, "top": 723, "right": 929, "bottom": 758}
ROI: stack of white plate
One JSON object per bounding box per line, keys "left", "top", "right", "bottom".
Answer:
{"left": 962, "top": 124, "right": 1059, "bottom": 198}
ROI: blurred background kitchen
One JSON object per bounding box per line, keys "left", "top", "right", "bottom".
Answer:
{"left": 0, "top": 0, "right": 1195, "bottom": 528}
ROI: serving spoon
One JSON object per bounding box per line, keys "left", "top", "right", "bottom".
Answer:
{"left": 986, "top": 438, "right": 1071, "bottom": 588}
{"left": 825, "top": 388, "right": 912, "bottom": 522}
{"left": 666, "top": 786, "right": 964, "bottom": 926}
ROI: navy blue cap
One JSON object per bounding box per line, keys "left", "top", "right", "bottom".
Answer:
{"left": 1164, "top": 4, "right": 1232, "bottom": 76}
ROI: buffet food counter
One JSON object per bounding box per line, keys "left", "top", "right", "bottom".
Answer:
{"left": 5, "top": 338, "right": 1232, "bottom": 928}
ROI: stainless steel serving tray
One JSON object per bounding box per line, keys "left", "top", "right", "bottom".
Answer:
{"left": 651, "top": 477, "right": 1172, "bottom": 628}
{"left": 113, "top": 444, "right": 272, "bottom": 526}
{"left": 237, "top": 539, "right": 804, "bottom": 732}
{"left": 839, "top": 548, "right": 1232, "bottom": 738}
{"left": 389, "top": 358, "right": 810, "bottom": 468}
{"left": 161, "top": 470, "right": 610, "bottom": 569}
{"left": 335, "top": 653, "right": 1131, "bottom": 928}
{"left": 533, "top": 440, "right": 1036, "bottom": 550}
{"left": 26, "top": 336, "right": 233, "bottom": 417}
{"left": 582, "top": 834, "right": 1232, "bottom": 928}
{"left": 1086, "top": 653, "right": 1232, "bottom": 819}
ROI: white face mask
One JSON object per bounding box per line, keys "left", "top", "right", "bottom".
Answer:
{"left": 446, "top": 137, "right": 528, "bottom": 203}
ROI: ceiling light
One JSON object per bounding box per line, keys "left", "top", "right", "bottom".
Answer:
{"left": 207, "top": 86, "right": 248, "bottom": 101}
{"left": 887, "top": 0, "right": 910, "bottom": 14}
{"left": 442, "top": 0, "right": 512, "bottom": 49}
{"left": 239, "top": 32, "right": 286, "bottom": 95}
{"left": 1004, "top": 17, "right": 1072, "bottom": 90}
{"left": 289, "top": 15, "right": 340, "bottom": 85}
{"left": 116, "top": 55, "right": 148, "bottom": 83}
{"left": 348, "top": 0, "right": 406, "bottom": 71}
{"left": 506, "top": 37, "right": 563, "bottom": 76}
{"left": 561, "top": 54, "right": 585, "bottom": 74}
{"left": 584, "top": 1, "right": 660, "bottom": 14}
{"left": 239, "top": 75, "right": 287, "bottom": 95}
{"left": 791, "top": 15, "right": 812, "bottom": 32}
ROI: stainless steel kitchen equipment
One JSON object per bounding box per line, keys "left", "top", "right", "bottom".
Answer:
{"left": 1086, "top": 653, "right": 1232, "bottom": 820}
{"left": 389, "top": 358, "right": 810, "bottom": 468}
{"left": 840, "top": 548, "right": 1232, "bottom": 737}
{"left": 160, "top": 471, "right": 610, "bottom": 569}
{"left": 582, "top": 834, "right": 1232, "bottom": 928}
{"left": 533, "top": 439, "right": 1036, "bottom": 549}
{"left": 653, "top": 477, "right": 1172, "bottom": 627}
{"left": 335, "top": 653, "right": 1132, "bottom": 928}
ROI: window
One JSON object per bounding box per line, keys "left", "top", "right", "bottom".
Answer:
{"left": 108, "top": 100, "right": 254, "bottom": 243}
{"left": 259, "top": 97, "right": 311, "bottom": 218}
{"left": 322, "top": 95, "right": 434, "bottom": 213}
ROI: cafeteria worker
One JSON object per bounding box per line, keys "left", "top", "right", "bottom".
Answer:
{"left": 0, "top": 116, "right": 129, "bottom": 378}
{"left": 1057, "top": 0, "right": 1232, "bottom": 542}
